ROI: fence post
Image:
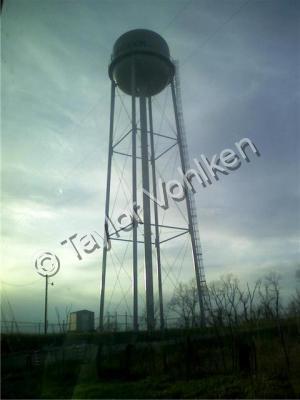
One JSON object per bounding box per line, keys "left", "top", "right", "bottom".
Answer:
{"left": 107, "top": 312, "right": 110, "bottom": 329}
{"left": 115, "top": 312, "right": 118, "bottom": 331}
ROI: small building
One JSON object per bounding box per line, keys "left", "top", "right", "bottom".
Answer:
{"left": 68, "top": 310, "right": 94, "bottom": 332}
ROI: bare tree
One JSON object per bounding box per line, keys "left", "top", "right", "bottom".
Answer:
{"left": 238, "top": 280, "right": 261, "bottom": 324}
{"left": 207, "top": 275, "right": 243, "bottom": 327}
{"left": 222, "top": 275, "right": 242, "bottom": 326}
{"left": 168, "top": 280, "right": 199, "bottom": 328}
{"left": 258, "top": 272, "right": 282, "bottom": 320}
{"left": 258, "top": 272, "right": 290, "bottom": 371}
{"left": 287, "top": 288, "right": 300, "bottom": 318}
{"left": 288, "top": 269, "right": 300, "bottom": 319}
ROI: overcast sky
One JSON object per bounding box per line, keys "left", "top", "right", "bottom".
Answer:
{"left": 2, "top": 0, "right": 299, "bottom": 326}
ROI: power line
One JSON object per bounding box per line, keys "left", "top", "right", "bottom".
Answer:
{"left": 162, "top": 0, "right": 194, "bottom": 34}
{"left": 182, "top": 0, "right": 251, "bottom": 65}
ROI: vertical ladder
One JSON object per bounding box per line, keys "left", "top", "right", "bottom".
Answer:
{"left": 174, "top": 61, "right": 208, "bottom": 314}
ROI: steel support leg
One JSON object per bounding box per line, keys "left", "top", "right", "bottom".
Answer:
{"left": 140, "top": 95, "right": 155, "bottom": 331}
{"left": 131, "top": 60, "right": 138, "bottom": 331}
{"left": 99, "top": 81, "right": 116, "bottom": 331}
{"left": 148, "top": 96, "right": 164, "bottom": 331}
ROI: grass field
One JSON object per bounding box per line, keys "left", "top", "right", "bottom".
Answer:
{"left": 2, "top": 321, "right": 300, "bottom": 399}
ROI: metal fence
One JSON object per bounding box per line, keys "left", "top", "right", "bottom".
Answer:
{"left": 1, "top": 313, "right": 200, "bottom": 334}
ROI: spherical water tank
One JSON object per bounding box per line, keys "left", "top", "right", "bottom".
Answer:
{"left": 109, "top": 29, "right": 175, "bottom": 97}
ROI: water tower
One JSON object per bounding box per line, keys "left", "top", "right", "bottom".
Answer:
{"left": 99, "top": 29, "right": 207, "bottom": 331}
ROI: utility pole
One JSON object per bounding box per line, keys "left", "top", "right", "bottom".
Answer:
{"left": 44, "top": 276, "right": 54, "bottom": 334}
{"left": 34, "top": 251, "right": 60, "bottom": 334}
{"left": 44, "top": 275, "right": 48, "bottom": 334}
